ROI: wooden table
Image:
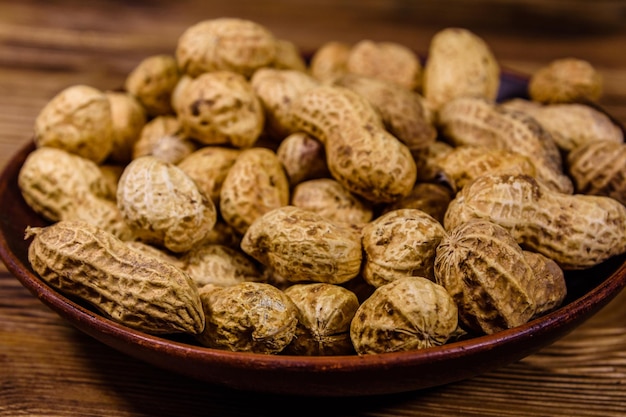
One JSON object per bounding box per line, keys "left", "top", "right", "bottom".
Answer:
{"left": 1, "top": 1, "right": 625, "bottom": 415}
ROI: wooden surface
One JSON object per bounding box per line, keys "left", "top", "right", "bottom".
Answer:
{"left": 1, "top": 0, "right": 626, "bottom": 415}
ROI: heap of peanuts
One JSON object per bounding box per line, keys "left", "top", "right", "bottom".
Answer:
{"left": 20, "top": 18, "right": 626, "bottom": 356}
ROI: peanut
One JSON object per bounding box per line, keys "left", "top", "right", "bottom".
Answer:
{"left": 288, "top": 85, "right": 417, "bottom": 203}
{"left": 443, "top": 173, "right": 626, "bottom": 269}
{"left": 132, "top": 115, "right": 196, "bottom": 164}
{"left": 105, "top": 91, "right": 147, "bottom": 164}
{"left": 176, "top": 18, "right": 277, "bottom": 78}
{"left": 275, "top": 132, "right": 329, "bottom": 186}
{"left": 346, "top": 40, "right": 422, "bottom": 91}
{"left": 195, "top": 282, "right": 298, "bottom": 353}
{"left": 219, "top": 147, "right": 289, "bottom": 235}
{"left": 174, "top": 71, "right": 264, "bottom": 148}
{"left": 567, "top": 140, "right": 626, "bottom": 205}
{"left": 309, "top": 41, "right": 350, "bottom": 82}
{"left": 332, "top": 73, "right": 437, "bottom": 152}
{"left": 291, "top": 178, "right": 373, "bottom": 227}
{"left": 529, "top": 57, "right": 603, "bottom": 104}
{"left": 271, "top": 39, "right": 307, "bottom": 71}
{"left": 284, "top": 283, "right": 359, "bottom": 356}
{"left": 26, "top": 220, "right": 205, "bottom": 335}
{"left": 501, "top": 99, "right": 623, "bottom": 152}
{"left": 125, "top": 54, "right": 180, "bottom": 117}
{"left": 438, "top": 97, "right": 573, "bottom": 193}
{"left": 361, "top": 208, "right": 446, "bottom": 287}
{"left": 350, "top": 276, "right": 458, "bottom": 354}
{"left": 241, "top": 205, "right": 362, "bottom": 284}
{"left": 116, "top": 155, "right": 217, "bottom": 253}
{"left": 382, "top": 182, "right": 453, "bottom": 224}
{"left": 423, "top": 27, "right": 500, "bottom": 113}
{"left": 34, "top": 84, "right": 114, "bottom": 164}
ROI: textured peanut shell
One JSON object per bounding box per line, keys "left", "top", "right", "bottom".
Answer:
{"left": 176, "top": 18, "right": 277, "bottom": 78}
{"left": 133, "top": 115, "right": 196, "bottom": 164}
{"left": 18, "top": 147, "right": 115, "bottom": 222}
{"left": 34, "top": 84, "right": 114, "bottom": 164}
{"left": 276, "top": 132, "right": 329, "bottom": 186}
{"left": 65, "top": 193, "right": 134, "bottom": 241}
{"left": 283, "top": 283, "right": 359, "bottom": 356}
{"left": 429, "top": 145, "right": 537, "bottom": 191}
{"left": 124, "top": 54, "right": 180, "bottom": 117}
{"left": 346, "top": 40, "right": 422, "bottom": 90}
{"left": 175, "top": 71, "right": 264, "bottom": 148}
{"left": 180, "top": 244, "right": 262, "bottom": 288}
{"left": 438, "top": 97, "right": 573, "bottom": 193}
{"left": 177, "top": 146, "right": 241, "bottom": 206}
{"left": 219, "top": 147, "right": 290, "bottom": 235}
{"left": 382, "top": 182, "right": 453, "bottom": 224}
{"left": 522, "top": 250, "right": 567, "bottom": 318}
{"left": 309, "top": 41, "right": 350, "bottom": 82}
{"left": 529, "top": 58, "right": 603, "bottom": 104}
{"left": 271, "top": 39, "right": 307, "bottom": 72}
{"left": 27, "top": 221, "right": 205, "bottom": 335}
{"left": 567, "top": 140, "right": 626, "bottom": 205}
{"left": 434, "top": 219, "right": 537, "bottom": 334}
{"left": 241, "top": 205, "right": 363, "bottom": 284}
{"left": 350, "top": 276, "right": 458, "bottom": 355}
{"left": 291, "top": 178, "right": 373, "bottom": 227}
{"left": 361, "top": 208, "right": 446, "bottom": 287}
{"left": 289, "top": 85, "right": 417, "bottom": 203}
{"left": 333, "top": 73, "right": 436, "bottom": 152}
{"left": 105, "top": 91, "right": 147, "bottom": 164}
{"left": 501, "top": 99, "right": 623, "bottom": 152}
{"left": 423, "top": 27, "right": 500, "bottom": 112}
{"left": 443, "top": 173, "right": 626, "bottom": 269}
{"left": 250, "top": 68, "right": 319, "bottom": 139}
{"left": 117, "top": 156, "right": 217, "bottom": 253}
{"left": 196, "top": 282, "right": 298, "bottom": 354}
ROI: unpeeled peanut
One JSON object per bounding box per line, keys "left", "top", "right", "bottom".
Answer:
{"left": 241, "top": 205, "right": 362, "bottom": 284}
{"left": 444, "top": 173, "right": 626, "bottom": 270}
{"left": 288, "top": 85, "right": 417, "bottom": 203}
{"left": 529, "top": 57, "right": 603, "bottom": 104}
{"left": 117, "top": 155, "right": 217, "bottom": 253}
{"left": 26, "top": 220, "right": 205, "bottom": 335}
{"left": 125, "top": 54, "right": 180, "bottom": 117}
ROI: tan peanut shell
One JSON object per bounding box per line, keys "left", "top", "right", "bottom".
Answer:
{"left": 196, "top": 282, "right": 298, "bottom": 354}
{"left": 124, "top": 54, "right": 180, "bottom": 117}
{"left": 275, "top": 132, "right": 329, "bottom": 186}
{"left": 284, "top": 283, "right": 359, "bottom": 356}
{"left": 271, "top": 39, "right": 307, "bottom": 71}
{"left": 241, "top": 205, "right": 362, "bottom": 284}
{"left": 27, "top": 220, "right": 205, "bottom": 335}
{"left": 428, "top": 145, "right": 537, "bottom": 191}
{"left": 434, "top": 219, "right": 539, "bottom": 334}
{"left": 288, "top": 85, "right": 417, "bottom": 203}
{"left": 250, "top": 67, "right": 319, "bottom": 139}
{"left": 522, "top": 251, "right": 567, "bottom": 318}
{"left": 501, "top": 99, "right": 623, "bottom": 152}
{"left": 177, "top": 146, "right": 241, "bottom": 206}
{"left": 382, "top": 182, "right": 453, "bottom": 224}
{"left": 443, "top": 173, "right": 626, "bottom": 270}
{"left": 18, "top": 147, "right": 115, "bottom": 222}
{"left": 529, "top": 58, "right": 603, "bottom": 104}
{"left": 133, "top": 115, "right": 196, "bottom": 164}
{"left": 567, "top": 140, "right": 626, "bottom": 205}
{"left": 291, "top": 178, "right": 373, "bottom": 227}
{"left": 105, "top": 91, "right": 147, "bottom": 164}
{"left": 176, "top": 18, "right": 277, "bottom": 78}
{"left": 361, "top": 208, "right": 446, "bottom": 287}
{"left": 423, "top": 27, "right": 500, "bottom": 112}
{"left": 332, "top": 73, "right": 437, "bottom": 152}
{"left": 346, "top": 40, "right": 422, "bottom": 91}
{"left": 350, "top": 276, "right": 458, "bottom": 355}
{"left": 180, "top": 244, "right": 262, "bottom": 288}
{"left": 34, "top": 84, "right": 114, "bottom": 164}
{"left": 174, "top": 71, "right": 264, "bottom": 148}
{"left": 219, "top": 147, "right": 290, "bottom": 235}
{"left": 438, "top": 97, "right": 573, "bottom": 193}
{"left": 309, "top": 41, "right": 350, "bottom": 82}
{"left": 117, "top": 155, "right": 217, "bottom": 253}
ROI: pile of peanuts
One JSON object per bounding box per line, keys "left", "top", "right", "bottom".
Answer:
{"left": 20, "top": 18, "right": 626, "bottom": 356}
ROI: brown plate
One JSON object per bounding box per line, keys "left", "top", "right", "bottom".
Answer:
{"left": 1, "top": 72, "right": 625, "bottom": 397}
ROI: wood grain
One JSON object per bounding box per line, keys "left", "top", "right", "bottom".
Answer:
{"left": 1, "top": 1, "right": 626, "bottom": 415}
